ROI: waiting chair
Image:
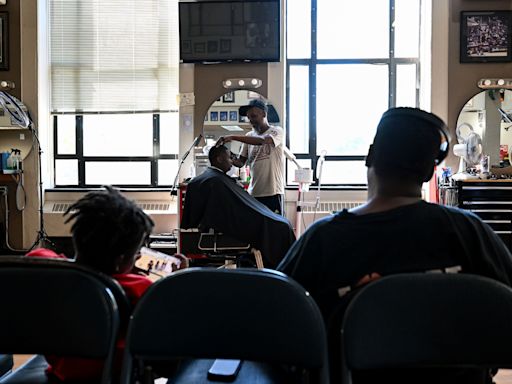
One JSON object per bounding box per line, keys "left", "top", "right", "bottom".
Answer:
{"left": 340, "top": 273, "right": 512, "bottom": 384}
{"left": 121, "top": 268, "right": 329, "bottom": 383}
{"left": 0, "top": 256, "right": 124, "bottom": 384}
{"left": 0, "top": 355, "right": 13, "bottom": 380}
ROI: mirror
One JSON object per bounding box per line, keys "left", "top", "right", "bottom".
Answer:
{"left": 195, "top": 89, "right": 280, "bottom": 177}
{"left": 202, "top": 90, "right": 280, "bottom": 157}
{"left": 457, "top": 89, "right": 512, "bottom": 168}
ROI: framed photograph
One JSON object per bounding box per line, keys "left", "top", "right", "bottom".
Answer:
{"left": 229, "top": 111, "right": 238, "bottom": 121}
{"left": 0, "top": 13, "right": 8, "bottom": 70}
{"left": 210, "top": 111, "right": 218, "bottom": 121}
{"left": 223, "top": 91, "right": 235, "bottom": 103}
{"left": 220, "top": 111, "right": 228, "bottom": 121}
{"left": 460, "top": 11, "right": 512, "bottom": 63}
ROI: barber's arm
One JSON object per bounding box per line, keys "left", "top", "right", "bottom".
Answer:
{"left": 217, "top": 134, "right": 274, "bottom": 146}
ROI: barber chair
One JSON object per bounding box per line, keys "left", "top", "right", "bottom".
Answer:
{"left": 179, "top": 229, "right": 264, "bottom": 269}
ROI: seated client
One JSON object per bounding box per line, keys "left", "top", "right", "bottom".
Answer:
{"left": 278, "top": 107, "right": 512, "bottom": 384}
{"left": 181, "top": 144, "right": 295, "bottom": 267}
{"left": 28, "top": 186, "right": 185, "bottom": 382}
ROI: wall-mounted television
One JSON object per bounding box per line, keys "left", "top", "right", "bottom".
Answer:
{"left": 179, "top": 0, "right": 280, "bottom": 63}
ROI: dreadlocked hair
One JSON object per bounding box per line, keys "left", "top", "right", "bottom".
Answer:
{"left": 64, "top": 186, "right": 154, "bottom": 274}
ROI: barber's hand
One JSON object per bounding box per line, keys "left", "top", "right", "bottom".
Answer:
{"left": 216, "top": 136, "right": 233, "bottom": 147}
{"left": 172, "top": 253, "right": 190, "bottom": 271}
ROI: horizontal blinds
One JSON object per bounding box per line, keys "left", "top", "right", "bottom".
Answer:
{"left": 50, "top": 0, "right": 179, "bottom": 113}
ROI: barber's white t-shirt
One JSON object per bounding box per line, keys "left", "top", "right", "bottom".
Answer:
{"left": 241, "top": 125, "right": 284, "bottom": 197}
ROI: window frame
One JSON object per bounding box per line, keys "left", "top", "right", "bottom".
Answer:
{"left": 52, "top": 112, "right": 179, "bottom": 188}
{"left": 285, "top": 0, "right": 422, "bottom": 188}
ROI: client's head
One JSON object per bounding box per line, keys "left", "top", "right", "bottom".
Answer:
{"left": 64, "top": 186, "right": 154, "bottom": 274}
{"left": 209, "top": 144, "right": 233, "bottom": 173}
{"left": 366, "top": 107, "right": 450, "bottom": 190}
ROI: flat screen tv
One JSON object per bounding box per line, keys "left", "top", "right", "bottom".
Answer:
{"left": 179, "top": 0, "right": 280, "bottom": 63}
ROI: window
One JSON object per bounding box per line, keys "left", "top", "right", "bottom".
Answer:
{"left": 286, "top": 0, "right": 430, "bottom": 186}
{"left": 50, "top": 0, "right": 179, "bottom": 187}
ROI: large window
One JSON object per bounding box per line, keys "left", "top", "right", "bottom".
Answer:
{"left": 50, "top": 0, "right": 179, "bottom": 187}
{"left": 286, "top": 0, "right": 430, "bottom": 186}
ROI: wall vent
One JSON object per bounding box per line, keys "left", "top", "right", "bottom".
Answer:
{"left": 50, "top": 201, "right": 171, "bottom": 213}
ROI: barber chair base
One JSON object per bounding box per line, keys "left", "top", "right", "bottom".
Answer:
{"left": 167, "top": 359, "right": 292, "bottom": 384}
{"left": 0, "top": 355, "right": 49, "bottom": 384}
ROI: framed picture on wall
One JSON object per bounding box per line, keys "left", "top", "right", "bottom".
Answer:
{"left": 223, "top": 91, "right": 235, "bottom": 103}
{"left": 460, "top": 11, "right": 512, "bottom": 63}
{"left": 0, "top": 13, "right": 9, "bottom": 70}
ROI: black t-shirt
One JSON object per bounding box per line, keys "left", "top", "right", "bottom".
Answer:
{"left": 279, "top": 200, "right": 512, "bottom": 318}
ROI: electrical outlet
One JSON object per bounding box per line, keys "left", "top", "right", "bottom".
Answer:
{"left": 179, "top": 92, "right": 195, "bottom": 106}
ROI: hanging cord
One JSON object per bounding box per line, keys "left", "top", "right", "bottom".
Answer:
{"left": 312, "top": 150, "right": 327, "bottom": 224}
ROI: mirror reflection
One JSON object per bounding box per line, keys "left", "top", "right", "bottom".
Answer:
{"left": 457, "top": 89, "right": 512, "bottom": 171}
{"left": 202, "top": 90, "right": 280, "bottom": 156}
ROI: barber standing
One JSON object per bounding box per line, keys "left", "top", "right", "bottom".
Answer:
{"left": 217, "top": 99, "right": 285, "bottom": 215}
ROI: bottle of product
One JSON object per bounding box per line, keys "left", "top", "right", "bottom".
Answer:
{"left": 6, "top": 149, "right": 15, "bottom": 171}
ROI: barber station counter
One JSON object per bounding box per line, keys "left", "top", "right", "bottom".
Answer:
{"left": 456, "top": 179, "right": 512, "bottom": 251}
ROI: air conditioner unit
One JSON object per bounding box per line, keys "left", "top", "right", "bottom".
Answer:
{"left": 43, "top": 192, "right": 178, "bottom": 237}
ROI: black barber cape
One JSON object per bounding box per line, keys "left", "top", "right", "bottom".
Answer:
{"left": 181, "top": 167, "right": 296, "bottom": 267}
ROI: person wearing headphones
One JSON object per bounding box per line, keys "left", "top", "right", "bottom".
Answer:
{"left": 217, "top": 99, "right": 285, "bottom": 215}
{"left": 277, "top": 107, "right": 512, "bottom": 384}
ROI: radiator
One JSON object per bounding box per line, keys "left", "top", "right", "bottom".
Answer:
{"left": 299, "top": 201, "right": 364, "bottom": 229}
{"left": 43, "top": 198, "right": 178, "bottom": 237}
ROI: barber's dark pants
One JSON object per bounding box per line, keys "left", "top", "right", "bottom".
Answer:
{"left": 255, "top": 194, "right": 284, "bottom": 216}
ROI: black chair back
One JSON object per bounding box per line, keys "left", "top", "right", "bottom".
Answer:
{"left": 341, "top": 273, "right": 512, "bottom": 383}
{"left": 0, "top": 256, "right": 122, "bottom": 384}
{"left": 122, "top": 268, "right": 329, "bottom": 383}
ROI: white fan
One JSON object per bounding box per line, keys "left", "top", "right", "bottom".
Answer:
{"left": 452, "top": 123, "right": 483, "bottom": 179}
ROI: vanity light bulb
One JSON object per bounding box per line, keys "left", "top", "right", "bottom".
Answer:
{"left": 225, "top": 80, "right": 232, "bottom": 87}
{"left": 498, "top": 79, "right": 505, "bottom": 86}
{"left": 251, "top": 78, "right": 258, "bottom": 86}
{"left": 238, "top": 79, "right": 245, "bottom": 86}
{"left": 484, "top": 79, "right": 492, "bottom": 86}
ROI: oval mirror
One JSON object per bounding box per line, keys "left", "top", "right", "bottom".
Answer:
{"left": 456, "top": 89, "right": 512, "bottom": 168}
{"left": 196, "top": 90, "right": 280, "bottom": 177}
{"left": 202, "top": 89, "right": 279, "bottom": 154}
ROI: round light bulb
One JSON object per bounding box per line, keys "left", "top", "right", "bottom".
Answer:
{"left": 498, "top": 79, "right": 505, "bottom": 86}
{"left": 484, "top": 79, "right": 492, "bottom": 86}
{"left": 251, "top": 78, "right": 258, "bottom": 86}
{"left": 238, "top": 79, "right": 245, "bottom": 86}
{"left": 225, "top": 80, "right": 232, "bottom": 87}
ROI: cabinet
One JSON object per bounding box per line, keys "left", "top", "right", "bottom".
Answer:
{"left": 457, "top": 180, "right": 512, "bottom": 250}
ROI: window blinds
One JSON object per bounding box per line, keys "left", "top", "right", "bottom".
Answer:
{"left": 50, "top": 0, "right": 179, "bottom": 113}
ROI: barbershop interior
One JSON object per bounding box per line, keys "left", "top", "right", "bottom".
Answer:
{"left": 5, "top": 0, "right": 512, "bottom": 383}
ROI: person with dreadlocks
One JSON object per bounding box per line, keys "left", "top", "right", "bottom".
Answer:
{"left": 26, "top": 186, "right": 184, "bottom": 382}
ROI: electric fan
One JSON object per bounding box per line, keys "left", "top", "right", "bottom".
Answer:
{"left": 452, "top": 123, "right": 483, "bottom": 180}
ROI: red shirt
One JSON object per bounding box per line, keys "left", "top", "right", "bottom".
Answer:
{"left": 26, "top": 248, "right": 152, "bottom": 382}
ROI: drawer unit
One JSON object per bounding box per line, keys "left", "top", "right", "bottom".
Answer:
{"left": 457, "top": 181, "right": 512, "bottom": 250}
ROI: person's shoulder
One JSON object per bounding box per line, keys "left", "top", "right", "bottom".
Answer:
{"left": 422, "top": 201, "right": 484, "bottom": 224}
{"left": 299, "top": 214, "right": 338, "bottom": 239}
{"left": 26, "top": 248, "right": 67, "bottom": 259}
